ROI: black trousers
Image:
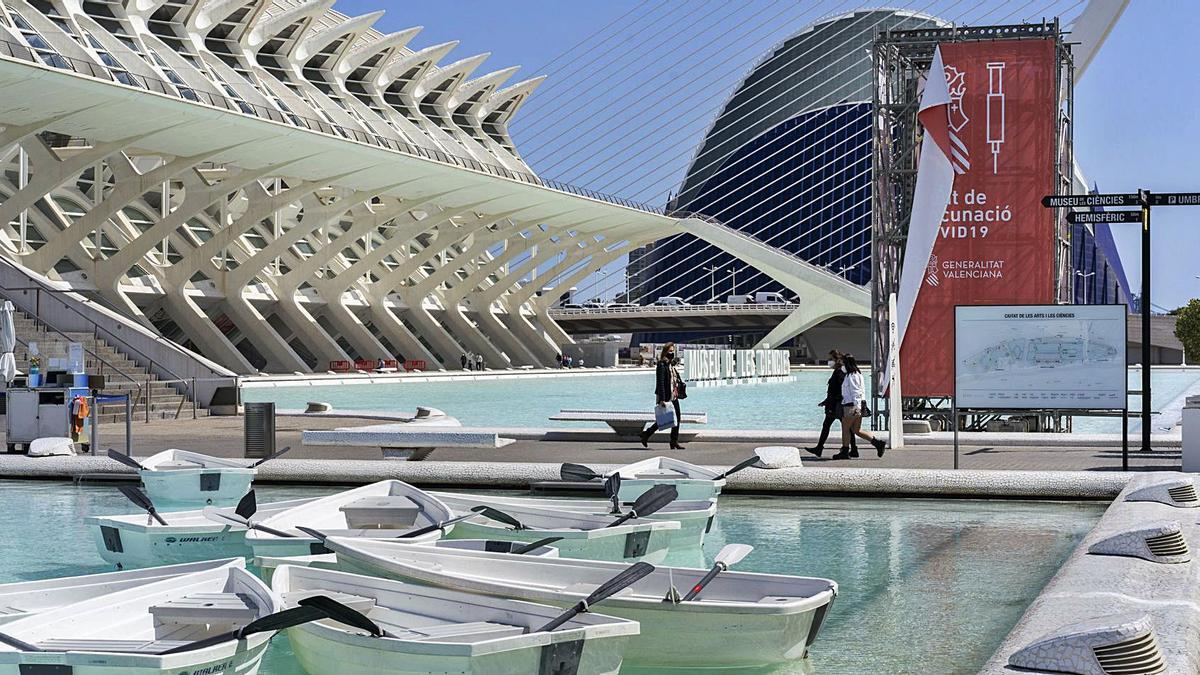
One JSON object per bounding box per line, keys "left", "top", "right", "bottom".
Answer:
{"left": 644, "top": 399, "right": 682, "bottom": 444}
{"left": 816, "top": 409, "right": 856, "bottom": 450}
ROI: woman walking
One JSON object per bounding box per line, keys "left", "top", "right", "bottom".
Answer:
{"left": 806, "top": 350, "right": 856, "bottom": 458}
{"left": 834, "top": 354, "right": 885, "bottom": 460}
{"left": 640, "top": 342, "right": 685, "bottom": 450}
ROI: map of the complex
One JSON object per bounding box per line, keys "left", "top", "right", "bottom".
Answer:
{"left": 955, "top": 305, "right": 1127, "bottom": 409}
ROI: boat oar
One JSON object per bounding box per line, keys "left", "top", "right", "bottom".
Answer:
{"left": 396, "top": 512, "right": 480, "bottom": 538}
{"left": 470, "top": 505, "right": 529, "bottom": 531}
{"left": 681, "top": 544, "right": 755, "bottom": 601}
{"left": 159, "top": 604, "right": 327, "bottom": 654}
{"left": 512, "top": 537, "right": 563, "bottom": 554}
{"left": 234, "top": 490, "right": 258, "bottom": 520}
{"left": 560, "top": 462, "right": 601, "bottom": 482}
{"left": 538, "top": 562, "right": 656, "bottom": 632}
{"left": 202, "top": 506, "right": 296, "bottom": 538}
{"left": 248, "top": 445, "right": 291, "bottom": 468}
{"left": 714, "top": 456, "right": 761, "bottom": 480}
{"left": 605, "top": 485, "right": 678, "bottom": 528}
{"left": 604, "top": 473, "right": 622, "bottom": 514}
{"left": 118, "top": 485, "right": 168, "bottom": 526}
{"left": 106, "top": 448, "right": 147, "bottom": 472}
{"left": 297, "top": 595, "right": 384, "bottom": 637}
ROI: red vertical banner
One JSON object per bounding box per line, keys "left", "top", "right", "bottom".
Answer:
{"left": 900, "top": 39, "right": 1058, "bottom": 397}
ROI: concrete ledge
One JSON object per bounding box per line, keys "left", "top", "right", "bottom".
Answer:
{"left": 0, "top": 455, "right": 1132, "bottom": 499}
{"left": 982, "top": 472, "right": 1200, "bottom": 673}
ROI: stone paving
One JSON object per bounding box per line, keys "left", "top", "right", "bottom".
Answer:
{"left": 25, "top": 413, "right": 1183, "bottom": 473}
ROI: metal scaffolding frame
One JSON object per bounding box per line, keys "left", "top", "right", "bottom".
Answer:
{"left": 869, "top": 21, "right": 1074, "bottom": 428}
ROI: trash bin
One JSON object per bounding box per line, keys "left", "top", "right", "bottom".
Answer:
{"left": 244, "top": 401, "right": 275, "bottom": 459}
{"left": 1184, "top": 396, "right": 1200, "bottom": 473}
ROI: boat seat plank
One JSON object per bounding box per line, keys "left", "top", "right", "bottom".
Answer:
{"left": 281, "top": 590, "right": 376, "bottom": 614}
{"left": 365, "top": 608, "right": 526, "bottom": 642}
{"left": 149, "top": 592, "right": 257, "bottom": 624}
{"left": 38, "top": 638, "right": 192, "bottom": 653}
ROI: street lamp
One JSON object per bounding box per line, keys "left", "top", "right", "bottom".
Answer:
{"left": 1075, "top": 270, "right": 1095, "bottom": 305}
{"left": 703, "top": 265, "right": 721, "bottom": 301}
{"left": 728, "top": 267, "right": 738, "bottom": 296}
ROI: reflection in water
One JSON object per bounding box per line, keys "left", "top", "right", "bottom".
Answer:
{"left": 0, "top": 483, "right": 1100, "bottom": 674}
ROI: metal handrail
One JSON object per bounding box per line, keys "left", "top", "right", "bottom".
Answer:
{"left": 550, "top": 303, "right": 796, "bottom": 315}
{"left": 0, "top": 37, "right": 664, "bottom": 215}
{"left": 0, "top": 263, "right": 188, "bottom": 382}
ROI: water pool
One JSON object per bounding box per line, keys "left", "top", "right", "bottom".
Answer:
{"left": 1, "top": 481, "right": 1102, "bottom": 673}
{"left": 242, "top": 367, "right": 1200, "bottom": 432}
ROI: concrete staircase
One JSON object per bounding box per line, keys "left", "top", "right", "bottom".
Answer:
{"left": 10, "top": 311, "right": 199, "bottom": 423}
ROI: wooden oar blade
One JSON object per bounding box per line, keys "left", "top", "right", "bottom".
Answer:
{"left": 299, "top": 595, "right": 384, "bottom": 637}
{"left": 716, "top": 456, "right": 761, "bottom": 480}
{"left": 106, "top": 449, "right": 145, "bottom": 471}
{"left": 560, "top": 462, "right": 599, "bottom": 482}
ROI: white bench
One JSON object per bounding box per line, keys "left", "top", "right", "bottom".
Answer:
{"left": 550, "top": 409, "right": 708, "bottom": 437}
{"left": 149, "top": 592, "right": 258, "bottom": 625}
{"left": 303, "top": 425, "right": 516, "bottom": 460}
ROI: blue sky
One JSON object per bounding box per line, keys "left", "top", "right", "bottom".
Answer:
{"left": 333, "top": 1, "right": 1200, "bottom": 308}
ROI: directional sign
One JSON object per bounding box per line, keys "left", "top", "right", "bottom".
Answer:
{"left": 1149, "top": 193, "right": 1200, "bottom": 207}
{"left": 1066, "top": 210, "right": 1143, "bottom": 225}
{"left": 1041, "top": 194, "right": 1141, "bottom": 208}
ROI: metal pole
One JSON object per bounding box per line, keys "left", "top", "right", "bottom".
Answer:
{"left": 89, "top": 393, "right": 98, "bottom": 455}
{"left": 124, "top": 393, "right": 132, "bottom": 456}
{"left": 1121, "top": 406, "right": 1128, "bottom": 471}
{"left": 1140, "top": 191, "right": 1151, "bottom": 453}
{"left": 191, "top": 377, "right": 197, "bottom": 420}
{"left": 145, "top": 378, "right": 152, "bottom": 423}
{"left": 952, "top": 399, "right": 959, "bottom": 470}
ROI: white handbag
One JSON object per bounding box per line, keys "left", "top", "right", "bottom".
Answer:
{"left": 655, "top": 403, "right": 677, "bottom": 427}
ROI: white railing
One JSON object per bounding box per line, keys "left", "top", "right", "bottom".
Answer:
{"left": 549, "top": 303, "right": 795, "bottom": 317}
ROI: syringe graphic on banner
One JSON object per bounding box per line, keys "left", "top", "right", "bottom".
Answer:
{"left": 986, "top": 62, "right": 1006, "bottom": 174}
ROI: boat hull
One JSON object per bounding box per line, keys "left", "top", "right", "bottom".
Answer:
{"left": 141, "top": 468, "right": 255, "bottom": 510}
{"left": 444, "top": 521, "right": 674, "bottom": 564}
{"left": 247, "top": 529, "right": 442, "bottom": 561}
{"left": 288, "top": 623, "right": 630, "bottom": 675}
{"left": 616, "top": 478, "right": 721, "bottom": 503}
{"left": 0, "top": 635, "right": 270, "bottom": 675}
{"left": 335, "top": 555, "right": 833, "bottom": 672}
{"left": 88, "top": 520, "right": 250, "bottom": 569}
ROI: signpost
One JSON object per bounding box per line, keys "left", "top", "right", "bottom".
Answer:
{"left": 1043, "top": 190, "right": 1200, "bottom": 456}
{"left": 1065, "top": 210, "right": 1143, "bottom": 225}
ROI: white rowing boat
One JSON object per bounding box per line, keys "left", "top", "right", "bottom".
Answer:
{"left": 434, "top": 491, "right": 717, "bottom": 550}
{"left": 273, "top": 564, "right": 639, "bottom": 675}
{"left": 0, "top": 558, "right": 287, "bottom": 675}
{"left": 246, "top": 481, "right": 454, "bottom": 559}
{"left": 0, "top": 559, "right": 242, "bottom": 625}
{"left": 85, "top": 497, "right": 316, "bottom": 569}
{"left": 327, "top": 538, "right": 838, "bottom": 671}
{"left": 607, "top": 456, "right": 725, "bottom": 501}
{"left": 434, "top": 493, "right": 680, "bottom": 564}
{"left": 254, "top": 538, "right": 561, "bottom": 584}
{"left": 137, "top": 449, "right": 257, "bottom": 510}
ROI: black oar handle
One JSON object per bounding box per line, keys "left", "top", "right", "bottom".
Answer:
{"left": 682, "top": 564, "right": 724, "bottom": 602}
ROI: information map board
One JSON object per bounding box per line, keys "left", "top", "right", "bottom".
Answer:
{"left": 954, "top": 304, "right": 1127, "bottom": 410}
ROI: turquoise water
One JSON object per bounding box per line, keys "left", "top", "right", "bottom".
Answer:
{"left": 0, "top": 481, "right": 1101, "bottom": 673}
{"left": 242, "top": 368, "right": 1200, "bottom": 432}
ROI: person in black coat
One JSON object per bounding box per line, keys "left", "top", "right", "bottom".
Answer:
{"left": 640, "top": 342, "right": 685, "bottom": 450}
{"left": 806, "top": 350, "right": 856, "bottom": 458}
